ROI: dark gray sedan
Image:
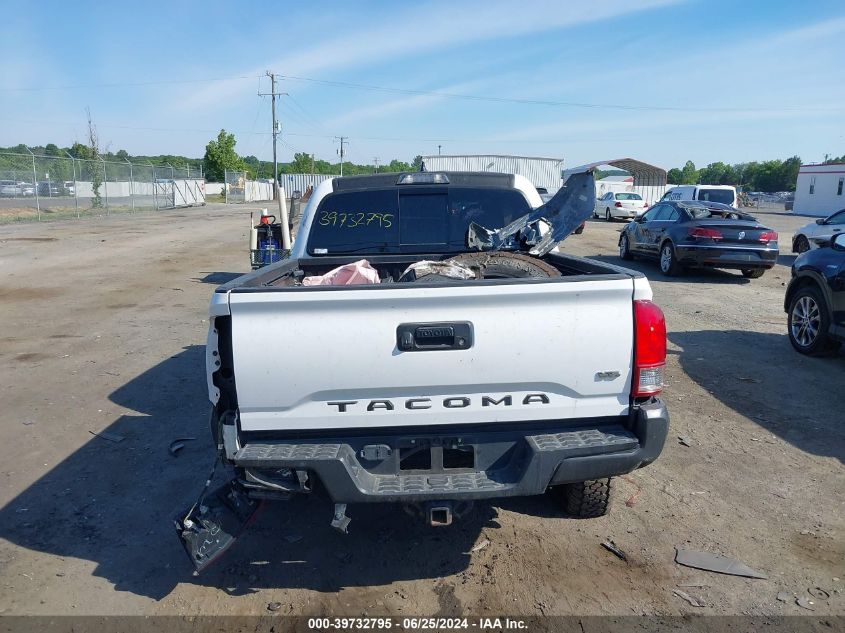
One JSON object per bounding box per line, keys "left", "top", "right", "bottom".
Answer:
{"left": 618, "top": 201, "right": 779, "bottom": 278}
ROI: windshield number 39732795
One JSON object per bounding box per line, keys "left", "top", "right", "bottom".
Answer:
{"left": 319, "top": 211, "right": 394, "bottom": 228}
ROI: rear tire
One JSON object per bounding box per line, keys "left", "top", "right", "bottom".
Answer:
{"left": 446, "top": 252, "right": 561, "bottom": 279}
{"left": 558, "top": 478, "right": 612, "bottom": 518}
{"left": 619, "top": 234, "right": 633, "bottom": 260}
{"left": 659, "top": 242, "right": 682, "bottom": 276}
{"left": 794, "top": 235, "right": 810, "bottom": 254}
{"left": 741, "top": 268, "right": 765, "bottom": 279}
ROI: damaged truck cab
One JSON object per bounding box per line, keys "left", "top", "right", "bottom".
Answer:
{"left": 179, "top": 170, "right": 670, "bottom": 571}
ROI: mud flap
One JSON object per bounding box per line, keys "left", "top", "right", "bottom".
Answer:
{"left": 175, "top": 479, "right": 261, "bottom": 573}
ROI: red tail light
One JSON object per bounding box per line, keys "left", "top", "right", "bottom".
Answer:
{"left": 688, "top": 227, "right": 723, "bottom": 240}
{"left": 632, "top": 300, "right": 666, "bottom": 398}
{"left": 759, "top": 230, "right": 778, "bottom": 242}
{"left": 615, "top": 201, "right": 623, "bottom": 208}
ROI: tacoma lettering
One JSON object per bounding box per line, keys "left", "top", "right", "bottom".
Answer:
{"left": 482, "top": 395, "right": 512, "bottom": 407}
{"left": 326, "top": 394, "right": 549, "bottom": 412}
{"left": 405, "top": 398, "right": 431, "bottom": 410}
{"left": 523, "top": 393, "right": 550, "bottom": 405}
{"left": 327, "top": 400, "right": 358, "bottom": 412}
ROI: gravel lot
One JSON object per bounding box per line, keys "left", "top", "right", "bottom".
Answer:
{"left": 0, "top": 204, "right": 842, "bottom": 619}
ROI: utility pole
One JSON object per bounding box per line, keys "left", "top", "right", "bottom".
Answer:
{"left": 438, "top": 144, "right": 442, "bottom": 155}
{"left": 335, "top": 136, "right": 348, "bottom": 176}
{"left": 259, "top": 71, "right": 291, "bottom": 249}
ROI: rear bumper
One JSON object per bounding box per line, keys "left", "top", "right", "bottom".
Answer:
{"left": 228, "top": 400, "right": 669, "bottom": 503}
{"left": 675, "top": 244, "right": 778, "bottom": 269}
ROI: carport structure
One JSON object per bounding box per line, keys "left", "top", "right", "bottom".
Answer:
{"left": 563, "top": 158, "right": 668, "bottom": 204}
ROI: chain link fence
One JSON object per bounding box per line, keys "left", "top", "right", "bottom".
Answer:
{"left": 224, "top": 169, "right": 273, "bottom": 203}
{"left": 0, "top": 150, "right": 205, "bottom": 223}
{"left": 737, "top": 192, "right": 790, "bottom": 212}
{"left": 224, "top": 169, "right": 246, "bottom": 204}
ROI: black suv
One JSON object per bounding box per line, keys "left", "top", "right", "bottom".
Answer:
{"left": 784, "top": 233, "right": 845, "bottom": 355}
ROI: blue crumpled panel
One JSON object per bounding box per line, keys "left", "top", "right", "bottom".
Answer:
{"left": 467, "top": 169, "right": 596, "bottom": 256}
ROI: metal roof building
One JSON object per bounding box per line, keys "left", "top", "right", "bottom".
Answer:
{"left": 563, "top": 158, "right": 668, "bottom": 204}
{"left": 421, "top": 154, "right": 564, "bottom": 193}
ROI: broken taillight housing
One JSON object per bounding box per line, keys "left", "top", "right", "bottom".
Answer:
{"left": 758, "top": 230, "right": 778, "bottom": 243}
{"left": 632, "top": 300, "right": 666, "bottom": 398}
{"left": 615, "top": 201, "right": 623, "bottom": 208}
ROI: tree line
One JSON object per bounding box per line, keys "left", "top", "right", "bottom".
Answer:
{"left": 666, "top": 154, "right": 844, "bottom": 192}
{"left": 201, "top": 129, "right": 422, "bottom": 182}
{"left": 0, "top": 143, "right": 204, "bottom": 170}
{"left": 7, "top": 128, "right": 842, "bottom": 192}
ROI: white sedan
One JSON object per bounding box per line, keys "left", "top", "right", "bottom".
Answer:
{"left": 594, "top": 192, "right": 649, "bottom": 221}
{"left": 792, "top": 208, "right": 845, "bottom": 252}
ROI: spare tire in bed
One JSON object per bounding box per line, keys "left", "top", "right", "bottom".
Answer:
{"left": 445, "top": 252, "right": 561, "bottom": 279}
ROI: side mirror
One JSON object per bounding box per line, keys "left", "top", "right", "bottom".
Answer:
{"left": 816, "top": 218, "right": 825, "bottom": 225}
{"left": 833, "top": 233, "right": 845, "bottom": 251}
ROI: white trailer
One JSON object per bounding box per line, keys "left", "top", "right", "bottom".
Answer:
{"left": 794, "top": 163, "right": 845, "bottom": 217}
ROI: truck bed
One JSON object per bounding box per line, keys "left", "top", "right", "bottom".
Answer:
{"left": 210, "top": 252, "right": 649, "bottom": 433}
{"left": 217, "top": 251, "right": 641, "bottom": 292}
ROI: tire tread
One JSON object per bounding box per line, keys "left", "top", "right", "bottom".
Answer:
{"left": 447, "top": 252, "right": 562, "bottom": 279}
{"left": 563, "top": 478, "right": 612, "bottom": 518}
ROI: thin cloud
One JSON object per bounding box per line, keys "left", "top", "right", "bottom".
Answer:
{"left": 495, "top": 15, "right": 845, "bottom": 143}
{"left": 173, "top": 0, "right": 683, "bottom": 112}
{"left": 323, "top": 78, "right": 491, "bottom": 128}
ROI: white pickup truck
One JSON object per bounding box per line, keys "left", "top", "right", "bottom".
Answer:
{"left": 177, "top": 169, "right": 669, "bottom": 571}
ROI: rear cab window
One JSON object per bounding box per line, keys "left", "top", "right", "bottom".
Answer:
{"left": 307, "top": 186, "right": 533, "bottom": 255}
{"left": 308, "top": 189, "right": 400, "bottom": 254}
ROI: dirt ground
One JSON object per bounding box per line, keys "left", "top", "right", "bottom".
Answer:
{"left": 0, "top": 204, "right": 842, "bottom": 619}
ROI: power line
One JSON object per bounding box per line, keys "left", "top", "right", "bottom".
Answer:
{"left": 276, "top": 73, "right": 841, "bottom": 114}
{"left": 277, "top": 99, "right": 326, "bottom": 136}
{"left": 279, "top": 138, "right": 308, "bottom": 155}
{"left": 286, "top": 93, "right": 328, "bottom": 133}
{"left": 243, "top": 79, "right": 269, "bottom": 157}
{"left": 0, "top": 75, "right": 255, "bottom": 92}
{"left": 0, "top": 117, "right": 702, "bottom": 145}
{"left": 3, "top": 70, "right": 838, "bottom": 114}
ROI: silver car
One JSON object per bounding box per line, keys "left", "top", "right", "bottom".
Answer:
{"left": 792, "top": 208, "right": 845, "bottom": 252}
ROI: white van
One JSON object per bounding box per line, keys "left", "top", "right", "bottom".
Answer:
{"left": 661, "top": 184, "right": 737, "bottom": 207}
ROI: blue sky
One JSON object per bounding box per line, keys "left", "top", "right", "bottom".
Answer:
{"left": 1, "top": 0, "right": 843, "bottom": 169}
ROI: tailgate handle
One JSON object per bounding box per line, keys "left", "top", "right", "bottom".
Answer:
{"left": 397, "top": 322, "right": 473, "bottom": 352}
